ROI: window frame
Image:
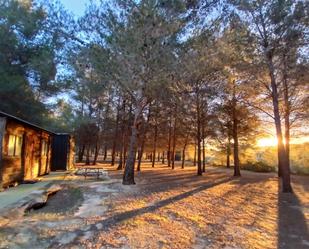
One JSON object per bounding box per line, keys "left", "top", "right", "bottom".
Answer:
{"left": 7, "top": 134, "right": 23, "bottom": 157}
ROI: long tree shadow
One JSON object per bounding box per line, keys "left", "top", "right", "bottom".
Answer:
{"left": 99, "top": 176, "right": 232, "bottom": 230}
{"left": 50, "top": 176, "right": 233, "bottom": 247}
{"left": 278, "top": 182, "right": 309, "bottom": 249}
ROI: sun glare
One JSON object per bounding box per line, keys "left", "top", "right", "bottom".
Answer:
{"left": 257, "top": 138, "right": 278, "bottom": 147}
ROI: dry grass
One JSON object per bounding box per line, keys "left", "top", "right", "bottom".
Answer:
{"left": 0, "top": 163, "right": 308, "bottom": 249}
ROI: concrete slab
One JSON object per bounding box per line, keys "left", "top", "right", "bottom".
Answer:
{"left": 0, "top": 172, "right": 68, "bottom": 209}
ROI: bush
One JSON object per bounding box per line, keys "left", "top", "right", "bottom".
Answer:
{"left": 291, "top": 164, "right": 309, "bottom": 175}
{"left": 241, "top": 161, "right": 276, "bottom": 173}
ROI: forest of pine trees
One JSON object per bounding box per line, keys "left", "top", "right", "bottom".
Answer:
{"left": 0, "top": 0, "right": 308, "bottom": 192}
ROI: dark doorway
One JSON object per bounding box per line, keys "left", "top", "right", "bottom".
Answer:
{"left": 51, "top": 134, "right": 70, "bottom": 171}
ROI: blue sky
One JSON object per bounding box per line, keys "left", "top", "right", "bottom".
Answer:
{"left": 59, "top": 0, "right": 89, "bottom": 16}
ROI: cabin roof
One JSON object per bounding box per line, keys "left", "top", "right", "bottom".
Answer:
{"left": 0, "top": 111, "right": 56, "bottom": 135}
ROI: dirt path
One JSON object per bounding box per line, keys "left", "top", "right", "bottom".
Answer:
{"left": 0, "top": 164, "right": 308, "bottom": 249}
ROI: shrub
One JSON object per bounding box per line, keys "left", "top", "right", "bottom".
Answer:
{"left": 241, "top": 161, "right": 276, "bottom": 173}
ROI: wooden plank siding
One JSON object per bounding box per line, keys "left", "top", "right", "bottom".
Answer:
{"left": 0, "top": 119, "right": 52, "bottom": 188}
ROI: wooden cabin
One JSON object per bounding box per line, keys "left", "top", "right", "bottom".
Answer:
{"left": 0, "top": 111, "right": 74, "bottom": 189}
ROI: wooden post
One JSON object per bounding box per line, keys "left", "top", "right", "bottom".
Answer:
{"left": 45, "top": 136, "right": 51, "bottom": 174}
{"left": 0, "top": 117, "right": 7, "bottom": 190}
{"left": 38, "top": 132, "right": 43, "bottom": 176}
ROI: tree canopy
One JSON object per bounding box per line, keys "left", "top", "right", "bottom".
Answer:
{"left": 1, "top": 0, "right": 308, "bottom": 192}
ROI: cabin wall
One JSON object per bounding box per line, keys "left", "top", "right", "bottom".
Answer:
{"left": 1, "top": 120, "right": 52, "bottom": 188}
{"left": 0, "top": 117, "right": 7, "bottom": 189}
{"left": 2, "top": 121, "right": 25, "bottom": 187}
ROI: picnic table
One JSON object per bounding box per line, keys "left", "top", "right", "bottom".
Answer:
{"left": 79, "top": 167, "right": 106, "bottom": 179}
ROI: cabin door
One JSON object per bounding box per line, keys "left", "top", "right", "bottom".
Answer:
{"left": 25, "top": 134, "right": 39, "bottom": 180}
{"left": 24, "top": 135, "right": 36, "bottom": 180}
{"left": 39, "top": 139, "right": 49, "bottom": 175}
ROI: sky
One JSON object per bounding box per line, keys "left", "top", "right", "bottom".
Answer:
{"left": 59, "top": 0, "right": 89, "bottom": 16}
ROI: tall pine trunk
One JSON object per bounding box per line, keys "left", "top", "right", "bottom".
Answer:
{"left": 226, "top": 135, "right": 231, "bottom": 168}
{"left": 92, "top": 143, "right": 99, "bottom": 165}
{"left": 232, "top": 80, "right": 241, "bottom": 176}
{"left": 202, "top": 138, "right": 206, "bottom": 172}
{"left": 117, "top": 127, "right": 126, "bottom": 170}
{"left": 196, "top": 92, "right": 202, "bottom": 175}
{"left": 85, "top": 145, "right": 90, "bottom": 165}
{"left": 193, "top": 141, "right": 197, "bottom": 166}
{"left": 171, "top": 112, "right": 177, "bottom": 170}
{"left": 123, "top": 99, "right": 146, "bottom": 185}
{"left": 182, "top": 136, "right": 188, "bottom": 169}
{"left": 137, "top": 108, "right": 150, "bottom": 171}
{"left": 202, "top": 119, "right": 206, "bottom": 172}
{"left": 117, "top": 100, "right": 126, "bottom": 170}
{"left": 111, "top": 100, "right": 121, "bottom": 166}
{"left": 117, "top": 146, "right": 123, "bottom": 170}
{"left": 283, "top": 54, "right": 290, "bottom": 169}
{"left": 103, "top": 145, "right": 107, "bottom": 161}
{"left": 266, "top": 52, "right": 292, "bottom": 192}
{"left": 162, "top": 151, "right": 165, "bottom": 164}
{"left": 78, "top": 144, "right": 85, "bottom": 163}
{"left": 152, "top": 124, "right": 158, "bottom": 168}
{"left": 137, "top": 149, "right": 143, "bottom": 171}
{"left": 167, "top": 116, "right": 172, "bottom": 167}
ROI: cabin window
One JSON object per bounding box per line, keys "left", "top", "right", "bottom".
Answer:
{"left": 41, "top": 140, "right": 48, "bottom": 156}
{"left": 8, "top": 135, "right": 23, "bottom": 157}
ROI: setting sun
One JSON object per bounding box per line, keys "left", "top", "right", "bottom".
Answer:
{"left": 257, "top": 136, "right": 309, "bottom": 147}
{"left": 257, "top": 137, "right": 278, "bottom": 147}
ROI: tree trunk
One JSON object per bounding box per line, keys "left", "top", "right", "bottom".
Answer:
{"left": 201, "top": 110, "right": 206, "bottom": 173}
{"left": 118, "top": 134, "right": 127, "bottom": 170}
{"left": 266, "top": 52, "right": 292, "bottom": 192}
{"left": 117, "top": 100, "right": 127, "bottom": 170}
{"left": 111, "top": 99, "right": 121, "bottom": 166}
{"left": 123, "top": 123, "right": 138, "bottom": 185}
{"left": 137, "top": 134, "right": 145, "bottom": 172}
{"left": 196, "top": 92, "right": 202, "bottom": 176}
{"left": 123, "top": 99, "right": 146, "bottom": 185}
{"left": 123, "top": 139, "right": 128, "bottom": 166}
{"left": 171, "top": 114, "right": 177, "bottom": 170}
{"left": 78, "top": 144, "right": 85, "bottom": 163}
{"left": 92, "top": 143, "right": 99, "bottom": 165}
{"left": 162, "top": 151, "right": 165, "bottom": 164}
{"left": 182, "top": 144, "right": 187, "bottom": 169}
{"left": 152, "top": 124, "right": 158, "bottom": 168}
{"left": 167, "top": 116, "right": 172, "bottom": 167}
{"left": 137, "top": 150, "right": 143, "bottom": 171}
{"left": 193, "top": 141, "right": 197, "bottom": 166}
{"left": 117, "top": 146, "right": 123, "bottom": 170}
{"left": 283, "top": 54, "right": 290, "bottom": 170}
{"left": 85, "top": 145, "right": 90, "bottom": 165}
{"left": 103, "top": 145, "right": 107, "bottom": 161}
{"left": 232, "top": 80, "right": 241, "bottom": 177}
{"left": 137, "top": 107, "right": 151, "bottom": 171}
{"left": 202, "top": 136, "right": 206, "bottom": 173}
{"left": 226, "top": 135, "right": 231, "bottom": 168}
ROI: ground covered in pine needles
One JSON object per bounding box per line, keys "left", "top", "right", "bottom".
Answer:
{"left": 0, "top": 163, "right": 308, "bottom": 249}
